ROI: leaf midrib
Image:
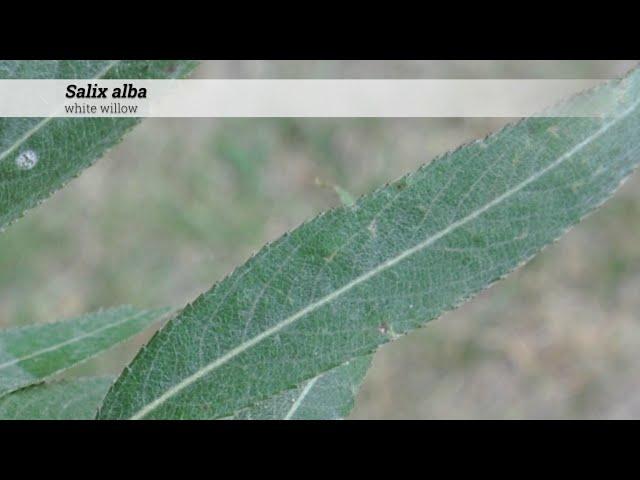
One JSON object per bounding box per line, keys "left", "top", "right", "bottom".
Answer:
{"left": 283, "top": 376, "right": 319, "bottom": 420}
{"left": 0, "top": 60, "right": 120, "bottom": 165}
{"left": 0, "top": 310, "right": 150, "bottom": 373}
{"left": 130, "top": 98, "right": 640, "bottom": 420}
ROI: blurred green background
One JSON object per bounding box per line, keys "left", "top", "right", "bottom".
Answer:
{"left": 1, "top": 60, "right": 639, "bottom": 418}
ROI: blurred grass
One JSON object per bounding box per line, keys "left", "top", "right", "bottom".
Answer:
{"left": 0, "top": 60, "right": 639, "bottom": 418}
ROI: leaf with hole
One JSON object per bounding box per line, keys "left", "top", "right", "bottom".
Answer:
{"left": 0, "top": 60, "right": 197, "bottom": 233}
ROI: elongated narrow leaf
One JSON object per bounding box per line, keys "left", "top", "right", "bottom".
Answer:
{"left": 0, "top": 60, "right": 197, "bottom": 232}
{"left": 0, "top": 376, "right": 113, "bottom": 420}
{"left": 232, "top": 355, "right": 371, "bottom": 420}
{"left": 100, "top": 68, "right": 640, "bottom": 420}
{"left": 0, "top": 306, "right": 167, "bottom": 397}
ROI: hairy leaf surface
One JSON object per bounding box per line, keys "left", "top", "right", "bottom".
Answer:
{"left": 0, "top": 376, "right": 113, "bottom": 420}
{"left": 100, "top": 68, "right": 640, "bottom": 420}
{"left": 0, "top": 60, "right": 197, "bottom": 232}
{"left": 0, "top": 306, "right": 167, "bottom": 397}
{"left": 232, "top": 355, "right": 371, "bottom": 420}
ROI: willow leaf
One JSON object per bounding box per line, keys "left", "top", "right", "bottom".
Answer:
{"left": 0, "top": 306, "right": 167, "bottom": 397}
{"left": 0, "top": 60, "right": 198, "bottom": 233}
{"left": 0, "top": 376, "right": 113, "bottom": 420}
{"left": 232, "top": 355, "right": 371, "bottom": 420}
{"left": 99, "top": 68, "right": 640, "bottom": 420}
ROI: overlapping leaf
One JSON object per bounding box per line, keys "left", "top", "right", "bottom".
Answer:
{"left": 0, "top": 306, "right": 167, "bottom": 397}
{"left": 232, "top": 356, "right": 371, "bottom": 420}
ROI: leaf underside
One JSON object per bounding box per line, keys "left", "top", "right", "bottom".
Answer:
{"left": 97, "top": 67, "right": 640, "bottom": 420}
{"left": 232, "top": 355, "right": 372, "bottom": 420}
{"left": 0, "top": 60, "right": 198, "bottom": 233}
{"left": 0, "top": 306, "right": 167, "bottom": 398}
{"left": 0, "top": 376, "right": 113, "bottom": 420}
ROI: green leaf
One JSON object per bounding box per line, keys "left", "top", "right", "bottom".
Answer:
{"left": 0, "top": 376, "right": 113, "bottom": 420}
{"left": 0, "top": 306, "right": 167, "bottom": 397}
{"left": 99, "top": 68, "right": 640, "bottom": 420}
{"left": 0, "top": 60, "right": 198, "bottom": 233}
{"left": 232, "top": 355, "right": 371, "bottom": 420}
